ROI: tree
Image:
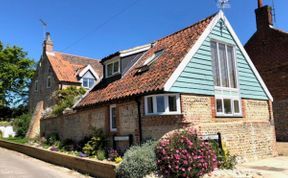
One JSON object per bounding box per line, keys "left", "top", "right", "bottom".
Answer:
{"left": 0, "top": 41, "right": 35, "bottom": 107}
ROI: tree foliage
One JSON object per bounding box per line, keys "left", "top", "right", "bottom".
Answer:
{"left": 0, "top": 41, "right": 35, "bottom": 107}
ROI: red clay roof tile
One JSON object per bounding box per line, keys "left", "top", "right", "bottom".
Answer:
{"left": 77, "top": 13, "right": 216, "bottom": 108}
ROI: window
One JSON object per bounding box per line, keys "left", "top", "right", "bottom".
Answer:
{"left": 211, "top": 41, "right": 241, "bottom": 117}
{"left": 35, "top": 80, "right": 38, "bottom": 92}
{"left": 143, "top": 50, "right": 164, "bottom": 65}
{"left": 216, "top": 98, "right": 241, "bottom": 117}
{"left": 82, "top": 78, "right": 95, "bottom": 89}
{"left": 110, "top": 105, "right": 117, "bottom": 131}
{"left": 145, "top": 94, "right": 180, "bottom": 115}
{"left": 211, "top": 41, "right": 237, "bottom": 88}
{"left": 106, "top": 60, "right": 120, "bottom": 77}
{"left": 47, "top": 76, "right": 51, "bottom": 88}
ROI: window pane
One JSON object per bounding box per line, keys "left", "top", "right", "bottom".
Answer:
{"left": 227, "top": 46, "right": 237, "bottom": 88}
{"left": 47, "top": 77, "right": 51, "bottom": 87}
{"left": 219, "top": 44, "right": 229, "bottom": 87}
{"left": 89, "top": 79, "right": 94, "bottom": 88}
{"left": 168, "top": 95, "right": 177, "bottom": 112}
{"left": 147, "top": 97, "right": 154, "bottom": 113}
{"left": 216, "top": 99, "right": 223, "bottom": 113}
{"left": 211, "top": 42, "right": 221, "bottom": 86}
{"left": 224, "top": 99, "right": 232, "bottom": 114}
{"left": 234, "top": 100, "right": 240, "bottom": 113}
{"left": 111, "top": 107, "right": 116, "bottom": 129}
{"left": 113, "top": 61, "right": 119, "bottom": 73}
{"left": 83, "top": 78, "right": 88, "bottom": 87}
{"left": 107, "top": 63, "right": 113, "bottom": 76}
{"left": 156, "top": 96, "right": 165, "bottom": 113}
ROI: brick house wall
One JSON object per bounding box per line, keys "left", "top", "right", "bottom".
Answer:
{"left": 41, "top": 94, "right": 277, "bottom": 160}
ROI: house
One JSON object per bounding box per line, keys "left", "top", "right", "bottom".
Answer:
{"left": 245, "top": 1, "right": 288, "bottom": 141}
{"left": 29, "top": 32, "right": 103, "bottom": 112}
{"left": 41, "top": 10, "right": 277, "bottom": 160}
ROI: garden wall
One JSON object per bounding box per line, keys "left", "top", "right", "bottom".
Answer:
{"left": 0, "top": 140, "right": 116, "bottom": 178}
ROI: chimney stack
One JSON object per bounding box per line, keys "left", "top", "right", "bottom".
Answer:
{"left": 255, "top": 0, "right": 273, "bottom": 30}
{"left": 43, "top": 32, "right": 53, "bottom": 52}
{"left": 258, "top": 0, "right": 263, "bottom": 8}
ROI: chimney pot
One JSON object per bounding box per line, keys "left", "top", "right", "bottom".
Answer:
{"left": 258, "top": 0, "right": 263, "bottom": 8}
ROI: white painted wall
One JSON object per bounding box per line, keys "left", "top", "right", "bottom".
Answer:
{"left": 0, "top": 126, "right": 16, "bottom": 138}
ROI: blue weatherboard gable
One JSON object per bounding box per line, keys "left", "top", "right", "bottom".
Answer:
{"left": 169, "top": 19, "right": 268, "bottom": 100}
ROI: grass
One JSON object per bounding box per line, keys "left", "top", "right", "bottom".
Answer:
{"left": 1, "top": 137, "right": 28, "bottom": 144}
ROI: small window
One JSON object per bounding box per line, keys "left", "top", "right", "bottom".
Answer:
{"left": 106, "top": 60, "right": 120, "bottom": 78}
{"left": 145, "top": 94, "right": 180, "bottom": 115}
{"left": 47, "top": 76, "right": 51, "bottom": 88}
{"left": 110, "top": 105, "right": 117, "bottom": 131}
{"left": 168, "top": 95, "right": 177, "bottom": 112}
{"left": 215, "top": 98, "right": 241, "bottom": 117}
{"left": 82, "top": 78, "right": 95, "bottom": 89}
{"left": 35, "top": 80, "right": 38, "bottom": 92}
{"left": 147, "top": 97, "right": 154, "bottom": 114}
{"left": 143, "top": 50, "right": 164, "bottom": 66}
{"left": 156, "top": 96, "right": 165, "bottom": 113}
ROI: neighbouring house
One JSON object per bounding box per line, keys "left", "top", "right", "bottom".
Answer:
{"left": 41, "top": 10, "right": 277, "bottom": 160}
{"left": 29, "top": 32, "right": 103, "bottom": 112}
{"left": 245, "top": 1, "right": 288, "bottom": 141}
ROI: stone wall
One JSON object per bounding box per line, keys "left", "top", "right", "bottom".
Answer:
{"left": 273, "top": 99, "right": 288, "bottom": 141}
{"left": 29, "top": 54, "right": 59, "bottom": 112}
{"left": 41, "top": 100, "right": 139, "bottom": 145}
{"left": 41, "top": 94, "right": 277, "bottom": 160}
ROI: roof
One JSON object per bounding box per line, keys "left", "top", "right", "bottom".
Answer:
{"left": 245, "top": 26, "right": 288, "bottom": 100}
{"left": 46, "top": 52, "right": 103, "bottom": 83}
{"left": 76, "top": 13, "right": 217, "bottom": 108}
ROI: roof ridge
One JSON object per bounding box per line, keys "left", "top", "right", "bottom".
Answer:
{"left": 54, "top": 51, "right": 99, "bottom": 61}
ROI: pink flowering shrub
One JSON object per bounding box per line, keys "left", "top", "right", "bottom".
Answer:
{"left": 155, "top": 128, "right": 218, "bottom": 178}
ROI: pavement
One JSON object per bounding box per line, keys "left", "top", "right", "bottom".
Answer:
{"left": 0, "top": 147, "right": 90, "bottom": 178}
{"left": 237, "top": 156, "right": 288, "bottom": 178}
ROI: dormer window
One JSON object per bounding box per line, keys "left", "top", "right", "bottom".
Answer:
{"left": 106, "top": 59, "right": 120, "bottom": 78}
{"left": 143, "top": 49, "right": 164, "bottom": 66}
{"left": 82, "top": 78, "right": 95, "bottom": 89}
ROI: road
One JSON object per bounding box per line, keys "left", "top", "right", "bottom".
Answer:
{"left": 0, "top": 147, "right": 90, "bottom": 178}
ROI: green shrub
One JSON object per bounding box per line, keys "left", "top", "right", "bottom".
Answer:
{"left": 12, "top": 113, "right": 32, "bottom": 137}
{"left": 0, "top": 121, "right": 12, "bottom": 127}
{"left": 45, "top": 133, "right": 60, "bottom": 146}
{"left": 82, "top": 129, "right": 106, "bottom": 156}
{"left": 219, "top": 143, "right": 237, "bottom": 169}
{"left": 97, "top": 150, "right": 106, "bottom": 160}
{"left": 52, "top": 87, "right": 86, "bottom": 116}
{"left": 0, "top": 130, "right": 2, "bottom": 138}
{"left": 116, "top": 141, "right": 158, "bottom": 178}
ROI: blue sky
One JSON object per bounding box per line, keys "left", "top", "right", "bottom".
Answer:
{"left": 0, "top": 0, "right": 287, "bottom": 61}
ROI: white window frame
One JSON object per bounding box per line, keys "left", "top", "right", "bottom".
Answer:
{"left": 47, "top": 76, "right": 51, "bottom": 88}
{"left": 82, "top": 78, "right": 95, "bottom": 89}
{"left": 211, "top": 40, "right": 242, "bottom": 117}
{"left": 109, "top": 104, "right": 117, "bottom": 132}
{"left": 144, "top": 94, "right": 181, "bottom": 115}
{"left": 35, "top": 80, "right": 38, "bottom": 92}
{"left": 215, "top": 96, "right": 242, "bottom": 117}
{"left": 105, "top": 59, "right": 120, "bottom": 78}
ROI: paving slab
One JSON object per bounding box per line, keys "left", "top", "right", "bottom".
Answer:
{"left": 237, "top": 156, "right": 288, "bottom": 178}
